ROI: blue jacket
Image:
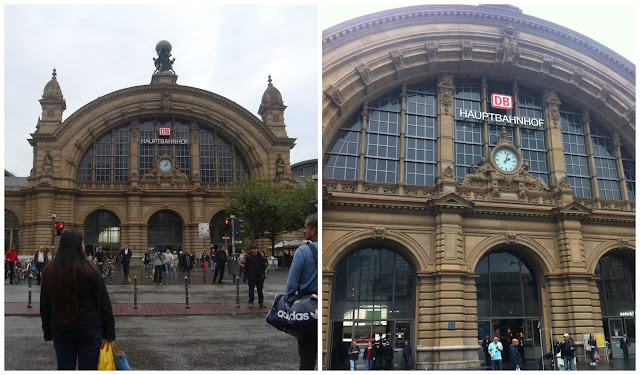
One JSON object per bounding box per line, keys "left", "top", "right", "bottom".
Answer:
{"left": 509, "top": 344, "right": 522, "bottom": 369}
{"left": 285, "top": 242, "right": 318, "bottom": 297}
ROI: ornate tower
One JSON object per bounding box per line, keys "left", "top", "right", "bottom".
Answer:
{"left": 258, "top": 75, "right": 288, "bottom": 138}
{"left": 36, "top": 68, "right": 66, "bottom": 134}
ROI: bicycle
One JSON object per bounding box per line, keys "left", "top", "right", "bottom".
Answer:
{"left": 14, "top": 259, "right": 36, "bottom": 284}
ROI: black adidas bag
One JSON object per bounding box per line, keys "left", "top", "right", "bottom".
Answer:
{"left": 266, "top": 243, "right": 317, "bottom": 338}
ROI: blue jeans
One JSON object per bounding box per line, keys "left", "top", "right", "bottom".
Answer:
{"left": 563, "top": 356, "right": 575, "bottom": 370}
{"left": 165, "top": 263, "right": 170, "bottom": 279}
{"left": 350, "top": 359, "right": 358, "bottom": 371}
{"left": 53, "top": 327, "right": 103, "bottom": 370}
{"left": 364, "top": 358, "right": 373, "bottom": 370}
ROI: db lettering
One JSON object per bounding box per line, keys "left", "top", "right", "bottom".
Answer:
{"left": 159, "top": 127, "right": 171, "bottom": 136}
{"left": 491, "top": 94, "right": 513, "bottom": 109}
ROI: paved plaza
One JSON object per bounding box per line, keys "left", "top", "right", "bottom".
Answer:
{"left": 5, "top": 266, "right": 310, "bottom": 370}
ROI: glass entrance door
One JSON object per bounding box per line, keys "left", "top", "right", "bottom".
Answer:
{"left": 492, "top": 319, "right": 524, "bottom": 363}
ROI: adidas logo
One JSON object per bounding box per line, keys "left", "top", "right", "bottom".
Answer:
{"left": 277, "top": 309, "right": 318, "bottom": 321}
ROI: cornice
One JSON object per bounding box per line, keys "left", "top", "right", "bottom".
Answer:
{"left": 322, "top": 4, "right": 634, "bottom": 80}
{"left": 44, "top": 84, "right": 282, "bottom": 145}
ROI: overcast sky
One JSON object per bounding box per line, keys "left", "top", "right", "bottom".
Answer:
{"left": 322, "top": 1, "right": 636, "bottom": 63}
{"left": 3, "top": 4, "right": 319, "bottom": 177}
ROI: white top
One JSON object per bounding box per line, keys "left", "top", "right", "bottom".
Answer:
{"left": 38, "top": 251, "right": 45, "bottom": 263}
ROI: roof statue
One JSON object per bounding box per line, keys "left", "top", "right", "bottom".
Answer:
{"left": 153, "top": 40, "right": 176, "bottom": 74}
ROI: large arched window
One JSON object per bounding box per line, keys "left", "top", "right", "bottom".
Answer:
{"left": 84, "top": 210, "right": 120, "bottom": 255}
{"left": 324, "top": 83, "right": 438, "bottom": 186}
{"left": 5, "top": 209, "right": 20, "bottom": 252}
{"left": 77, "top": 125, "right": 130, "bottom": 182}
{"left": 147, "top": 210, "right": 183, "bottom": 250}
{"left": 199, "top": 127, "right": 248, "bottom": 183}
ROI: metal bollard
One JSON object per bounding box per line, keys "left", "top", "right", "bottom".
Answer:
{"left": 184, "top": 276, "right": 190, "bottom": 308}
{"left": 27, "top": 277, "right": 33, "bottom": 308}
{"left": 109, "top": 267, "right": 112, "bottom": 284}
{"left": 133, "top": 276, "right": 138, "bottom": 309}
{"left": 235, "top": 275, "right": 240, "bottom": 308}
{"left": 173, "top": 267, "right": 176, "bottom": 284}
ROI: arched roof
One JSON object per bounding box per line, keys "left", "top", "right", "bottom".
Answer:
{"left": 322, "top": 4, "right": 635, "bottom": 155}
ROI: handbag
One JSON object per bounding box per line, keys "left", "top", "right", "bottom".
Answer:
{"left": 111, "top": 341, "right": 131, "bottom": 370}
{"left": 266, "top": 243, "right": 317, "bottom": 338}
{"left": 98, "top": 341, "right": 116, "bottom": 371}
{"left": 594, "top": 351, "right": 600, "bottom": 360}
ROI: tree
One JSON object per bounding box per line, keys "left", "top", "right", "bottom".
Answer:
{"left": 224, "top": 173, "right": 316, "bottom": 256}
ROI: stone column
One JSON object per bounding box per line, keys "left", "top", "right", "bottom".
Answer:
{"left": 437, "top": 74, "right": 456, "bottom": 195}
{"left": 543, "top": 90, "right": 564, "bottom": 190}
{"left": 322, "top": 270, "right": 335, "bottom": 370}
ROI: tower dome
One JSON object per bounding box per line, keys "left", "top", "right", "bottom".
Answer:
{"left": 42, "top": 68, "right": 64, "bottom": 100}
{"left": 260, "top": 75, "right": 283, "bottom": 106}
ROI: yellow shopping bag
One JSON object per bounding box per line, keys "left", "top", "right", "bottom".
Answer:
{"left": 98, "top": 341, "right": 116, "bottom": 371}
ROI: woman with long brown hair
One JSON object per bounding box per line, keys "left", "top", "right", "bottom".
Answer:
{"left": 40, "top": 229, "right": 115, "bottom": 370}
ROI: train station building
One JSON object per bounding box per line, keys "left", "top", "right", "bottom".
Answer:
{"left": 322, "top": 5, "right": 635, "bottom": 370}
{"left": 5, "top": 41, "right": 299, "bottom": 258}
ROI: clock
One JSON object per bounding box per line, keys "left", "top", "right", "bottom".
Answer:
{"left": 493, "top": 147, "right": 519, "bottom": 173}
{"left": 158, "top": 157, "right": 173, "bottom": 172}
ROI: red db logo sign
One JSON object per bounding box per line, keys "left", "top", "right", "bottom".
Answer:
{"left": 159, "top": 127, "right": 171, "bottom": 136}
{"left": 491, "top": 93, "right": 513, "bottom": 109}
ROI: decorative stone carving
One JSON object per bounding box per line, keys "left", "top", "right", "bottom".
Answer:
{"left": 597, "top": 85, "right": 612, "bottom": 101}
{"left": 506, "top": 232, "right": 517, "bottom": 244}
{"left": 558, "top": 176, "right": 572, "bottom": 190}
{"left": 462, "top": 157, "right": 494, "bottom": 186}
{"left": 618, "top": 238, "right": 632, "bottom": 249}
{"left": 42, "top": 153, "right": 53, "bottom": 175}
{"left": 496, "top": 24, "right": 520, "bottom": 64}
{"left": 545, "top": 90, "right": 561, "bottom": 128}
{"left": 426, "top": 41, "right": 438, "bottom": 62}
{"left": 275, "top": 154, "right": 287, "bottom": 181}
{"left": 130, "top": 171, "right": 138, "bottom": 180}
{"left": 540, "top": 55, "right": 553, "bottom": 74}
{"left": 390, "top": 50, "right": 406, "bottom": 70}
{"left": 438, "top": 74, "right": 454, "bottom": 115}
{"left": 325, "top": 84, "right": 345, "bottom": 107}
{"left": 355, "top": 63, "right": 374, "bottom": 85}
{"left": 517, "top": 162, "right": 551, "bottom": 192}
{"left": 47, "top": 110, "right": 55, "bottom": 117}
{"left": 373, "top": 226, "right": 386, "bottom": 239}
{"left": 570, "top": 68, "right": 584, "bottom": 85}
{"left": 623, "top": 105, "right": 635, "bottom": 122}
{"left": 161, "top": 91, "right": 172, "bottom": 112}
{"left": 443, "top": 165, "right": 456, "bottom": 181}
{"left": 462, "top": 41, "right": 473, "bottom": 60}
{"left": 612, "top": 134, "right": 621, "bottom": 147}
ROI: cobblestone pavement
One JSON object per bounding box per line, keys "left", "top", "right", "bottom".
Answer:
{"left": 4, "top": 267, "right": 314, "bottom": 370}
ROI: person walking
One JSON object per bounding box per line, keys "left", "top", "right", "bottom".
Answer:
{"left": 383, "top": 341, "right": 394, "bottom": 369}
{"left": 5, "top": 245, "right": 18, "bottom": 284}
{"left": 243, "top": 245, "right": 267, "bottom": 307}
{"left": 40, "top": 230, "right": 115, "bottom": 370}
{"left": 153, "top": 250, "right": 165, "bottom": 285}
{"left": 348, "top": 341, "right": 361, "bottom": 371}
{"left": 488, "top": 336, "right": 504, "bottom": 370}
{"left": 587, "top": 334, "right": 597, "bottom": 365}
{"left": 509, "top": 338, "right": 522, "bottom": 370}
{"left": 482, "top": 335, "right": 492, "bottom": 367}
{"left": 142, "top": 250, "right": 151, "bottom": 276}
{"left": 363, "top": 341, "right": 376, "bottom": 370}
{"left": 180, "top": 250, "right": 195, "bottom": 285}
{"left": 201, "top": 251, "right": 209, "bottom": 272}
{"left": 284, "top": 213, "right": 318, "bottom": 370}
{"left": 118, "top": 243, "right": 132, "bottom": 279}
{"left": 620, "top": 334, "right": 631, "bottom": 360}
{"left": 34, "top": 245, "right": 49, "bottom": 285}
{"left": 237, "top": 249, "right": 246, "bottom": 283}
{"left": 94, "top": 247, "right": 106, "bottom": 276}
{"left": 402, "top": 340, "right": 412, "bottom": 370}
{"left": 163, "top": 249, "right": 172, "bottom": 281}
{"left": 560, "top": 333, "right": 575, "bottom": 371}
{"left": 213, "top": 245, "right": 228, "bottom": 284}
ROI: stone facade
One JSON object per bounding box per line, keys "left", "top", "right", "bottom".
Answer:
{"left": 5, "top": 67, "right": 297, "bottom": 256}
{"left": 322, "top": 5, "right": 635, "bottom": 370}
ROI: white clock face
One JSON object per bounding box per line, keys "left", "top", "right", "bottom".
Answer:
{"left": 494, "top": 148, "right": 518, "bottom": 172}
{"left": 159, "top": 158, "right": 172, "bottom": 172}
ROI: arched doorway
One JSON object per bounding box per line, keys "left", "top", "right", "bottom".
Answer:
{"left": 209, "top": 211, "right": 230, "bottom": 250}
{"left": 329, "top": 246, "right": 416, "bottom": 370}
{"left": 5, "top": 209, "right": 20, "bottom": 252}
{"left": 84, "top": 210, "right": 120, "bottom": 258}
{"left": 147, "top": 210, "right": 183, "bottom": 253}
{"left": 595, "top": 251, "right": 635, "bottom": 358}
{"left": 475, "top": 250, "right": 543, "bottom": 366}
